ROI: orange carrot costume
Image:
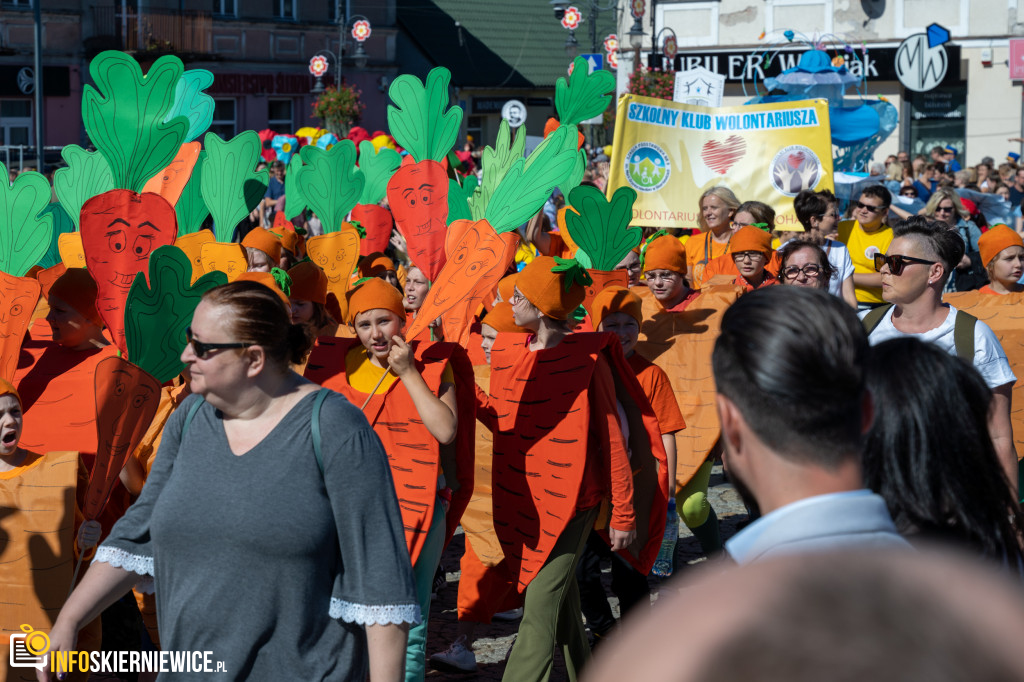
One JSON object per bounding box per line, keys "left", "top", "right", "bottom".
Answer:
{"left": 484, "top": 332, "right": 668, "bottom": 590}
{"left": 305, "top": 337, "right": 475, "bottom": 563}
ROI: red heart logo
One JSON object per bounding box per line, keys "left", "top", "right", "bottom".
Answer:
{"left": 701, "top": 136, "right": 746, "bottom": 175}
{"left": 787, "top": 151, "right": 806, "bottom": 169}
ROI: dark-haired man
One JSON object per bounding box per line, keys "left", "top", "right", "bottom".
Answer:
{"left": 865, "top": 216, "right": 1017, "bottom": 492}
{"left": 711, "top": 287, "right": 909, "bottom": 564}
{"left": 837, "top": 185, "right": 893, "bottom": 310}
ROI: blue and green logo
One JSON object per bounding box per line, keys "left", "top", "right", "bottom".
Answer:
{"left": 625, "top": 142, "right": 671, "bottom": 192}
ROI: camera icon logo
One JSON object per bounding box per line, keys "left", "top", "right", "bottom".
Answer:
{"left": 10, "top": 624, "right": 50, "bottom": 670}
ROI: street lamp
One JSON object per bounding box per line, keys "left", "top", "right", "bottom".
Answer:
{"left": 649, "top": 27, "right": 678, "bottom": 71}
{"left": 550, "top": 0, "right": 618, "bottom": 56}
{"left": 309, "top": 13, "right": 372, "bottom": 95}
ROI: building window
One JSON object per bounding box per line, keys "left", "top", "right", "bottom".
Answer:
{"left": 0, "top": 100, "right": 32, "bottom": 147}
{"left": 0, "top": 0, "right": 33, "bottom": 8}
{"left": 466, "top": 116, "right": 484, "bottom": 153}
{"left": 209, "top": 99, "right": 237, "bottom": 140}
{"left": 275, "top": 0, "right": 295, "bottom": 20}
{"left": 655, "top": 2, "right": 720, "bottom": 49}
{"left": 268, "top": 99, "right": 293, "bottom": 132}
{"left": 213, "top": 0, "right": 236, "bottom": 17}
{"left": 764, "top": 0, "right": 834, "bottom": 37}
{"left": 893, "top": 0, "right": 968, "bottom": 38}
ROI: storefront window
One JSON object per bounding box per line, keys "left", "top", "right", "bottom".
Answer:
{"left": 0, "top": 100, "right": 32, "bottom": 147}
{"left": 268, "top": 99, "right": 293, "bottom": 132}
{"left": 209, "top": 99, "right": 237, "bottom": 140}
{"left": 907, "top": 85, "right": 966, "bottom": 158}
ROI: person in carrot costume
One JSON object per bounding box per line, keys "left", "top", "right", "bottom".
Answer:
{"left": 304, "top": 277, "right": 475, "bottom": 682}
{"left": 633, "top": 234, "right": 745, "bottom": 558}
{"left": 712, "top": 225, "right": 778, "bottom": 292}
{"left": 431, "top": 301, "right": 528, "bottom": 674}
{"left": 287, "top": 261, "right": 337, "bottom": 338}
{"left": 403, "top": 265, "right": 440, "bottom": 342}
{"left": 358, "top": 251, "right": 401, "bottom": 290}
{"left": 0, "top": 378, "right": 102, "bottom": 682}
{"left": 241, "top": 226, "right": 282, "bottom": 273}
{"left": 484, "top": 256, "right": 668, "bottom": 682}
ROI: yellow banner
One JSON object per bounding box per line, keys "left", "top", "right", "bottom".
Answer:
{"left": 607, "top": 95, "right": 833, "bottom": 230}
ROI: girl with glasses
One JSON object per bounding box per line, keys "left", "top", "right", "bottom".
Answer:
{"left": 777, "top": 241, "right": 835, "bottom": 291}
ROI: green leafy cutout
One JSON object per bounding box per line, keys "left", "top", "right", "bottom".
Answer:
{"left": 468, "top": 120, "right": 524, "bottom": 221}
{"left": 357, "top": 140, "right": 402, "bottom": 205}
{"left": 175, "top": 150, "right": 209, "bottom": 235}
{"left": 284, "top": 154, "right": 307, "bottom": 222}
{"left": 555, "top": 57, "right": 616, "bottom": 127}
{"left": 485, "top": 126, "right": 581, "bottom": 234}
{"left": 295, "top": 141, "right": 364, "bottom": 234}
{"left": 564, "top": 185, "right": 641, "bottom": 271}
{"left": 82, "top": 51, "right": 190, "bottom": 193}
{"left": 53, "top": 145, "right": 115, "bottom": 230}
{"left": 165, "top": 69, "right": 215, "bottom": 143}
{"left": 551, "top": 256, "right": 594, "bottom": 289}
{"left": 387, "top": 68, "right": 463, "bottom": 163}
{"left": 0, "top": 164, "right": 53, "bottom": 276}
{"left": 124, "top": 245, "right": 226, "bottom": 383}
{"left": 200, "top": 131, "right": 268, "bottom": 242}
{"left": 37, "top": 202, "right": 75, "bottom": 269}
{"left": 447, "top": 177, "right": 472, "bottom": 224}
{"left": 557, "top": 149, "right": 587, "bottom": 201}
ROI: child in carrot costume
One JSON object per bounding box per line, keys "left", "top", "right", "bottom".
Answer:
{"left": 484, "top": 256, "right": 668, "bottom": 682}
{"left": 0, "top": 379, "right": 102, "bottom": 682}
{"left": 304, "top": 277, "right": 474, "bottom": 682}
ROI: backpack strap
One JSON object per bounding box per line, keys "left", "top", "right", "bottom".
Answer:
{"left": 181, "top": 397, "right": 205, "bottom": 439}
{"left": 311, "top": 388, "right": 329, "bottom": 477}
{"left": 861, "top": 303, "right": 894, "bottom": 335}
{"left": 952, "top": 309, "right": 977, "bottom": 362}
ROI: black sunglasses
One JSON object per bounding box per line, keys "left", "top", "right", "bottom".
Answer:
{"left": 873, "top": 253, "right": 937, "bottom": 275}
{"left": 856, "top": 201, "right": 888, "bottom": 213}
{"left": 185, "top": 327, "right": 252, "bottom": 359}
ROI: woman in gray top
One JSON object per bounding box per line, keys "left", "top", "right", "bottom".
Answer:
{"left": 43, "top": 281, "right": 418, "bottom": 681}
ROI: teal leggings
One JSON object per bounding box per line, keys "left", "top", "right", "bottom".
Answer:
{"left": 405, "top": 504, "right": 446, "bottom": 682}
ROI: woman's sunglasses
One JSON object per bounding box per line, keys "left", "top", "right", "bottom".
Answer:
{"left": 873, "top": 253, "right": 937, "bottom": 276}
{"left": 185, "top": 327, "right": 253, "bottom": 359}
{"left": 782, "top": 264, "right": 822, "bottom": 280}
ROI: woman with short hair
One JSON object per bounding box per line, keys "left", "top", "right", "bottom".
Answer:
{"left": 777, "top": 240, "right": 834, "bottom": 290}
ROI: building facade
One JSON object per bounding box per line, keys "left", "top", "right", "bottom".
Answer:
{"left": 616, "top": 0, "right": 1024, "bottom": 165}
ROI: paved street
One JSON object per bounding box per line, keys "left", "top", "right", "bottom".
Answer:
{"left": 425, "top": 464, "right": 747, "bottom": 680}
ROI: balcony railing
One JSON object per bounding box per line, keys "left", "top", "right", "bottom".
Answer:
{"left": 90, "top": 7, "right": 212, "bottom": 55}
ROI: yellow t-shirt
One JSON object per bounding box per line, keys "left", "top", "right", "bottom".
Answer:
{"left": 345, "top": 345, "right": 454, "bottom": 394}
{"left": 837, "top": 219, "right": 893, "bottom": 304}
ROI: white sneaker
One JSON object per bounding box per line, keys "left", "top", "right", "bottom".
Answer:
{"left": 492, "top": 607, "right": 524, "bottom": 621}
{"left": 430, "top": 635, "right": 477, "bottom": 673}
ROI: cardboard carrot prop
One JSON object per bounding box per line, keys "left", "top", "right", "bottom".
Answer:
{"left": 81, "top": 189, "right": 178, "bottom": 352}
{"left": 200, "top": 131, "right": 268, "bottom": 242}
{"left": 53, "top": 146, "right": 114, "bottom": 231}
{"left": 305, "top": 227, "right": 361, "bottom": 304}
{"left": 174, "top": 150, "right": 209, "bottom": 235}
{"left": 200, "top": 241, "right": 246, "bottom": 282}
{"left": 125, "top": 245, "right": 226, "bottom": 383}
{"left": 385, "top": 68, "right": 463, "bottom": 281}
{"left": 562, "top": 185, "right": 642, "bottom": 313}
{"left": 293, "top": 139, "right": 364, "bottom": 234}
{"left": 465, "top": 120, "right": 525, "bottom": 221}
{"left": 36, "top": 203, "right": 75, "bottom": 271}
{"left": 175, "top": 230, "right": 214, "bottom": 283}
{"left": 0, "top": 271, "right": 41, "bottom": 380}
{"left": 283, "top": 154, "right": 307, "bottom": 223}
{"left": 351, "top": 140, "right": 401, "bottom": 256}
{"left": 58, "top": 232, "right": 87, "bottom": 270}
{"left": 446, "top": 174, "right": 478, "bottom": 225}
{"left": 0, "top": 162, "right": 54, "bottom": 277}
{"left": 142, "top": 141, "right": 201, "bottom": 207}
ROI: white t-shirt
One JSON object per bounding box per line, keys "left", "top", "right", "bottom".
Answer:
{"left": 823, "top": 239, "right": 855, "bottom": 298}
{"left": 864, "top": 305, "right": 1017, "bottom": 389}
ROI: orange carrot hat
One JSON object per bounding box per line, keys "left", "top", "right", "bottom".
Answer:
{"left": 241, "top": 227, "right": 283, "bottom": 262}
{"left": 345, "top": 276, "right": 406, "bottom": 324}
{"left": 516, "top": 255, "right": 591, "bottom": 320}
{"left": 0, "top": 377, "right": 20, "bottom": 405}
{"left": 979, "top": 225, "right": 1024, "bottom": 267}
{"left": 730, "top": 225, "right": 773, "bottom": 258}
{"left": 235, "top": 270, "right": 291, "bottom": 309}
{"left": 641, "top": 233, "right": 687, "bottom": 274}
{"left": 591, "top": 285, "right": 643, "bottom": 329}
{"left": 497, "top": 273, "right": 517, "bottom": 303}
{"left": 49, "top": 267, "right": 102, "bottom": 327}
{"left": 358, "top": 252, "right": 396, "bottom": 278}
{"left": 481, "top": 301, "right": 529, "bottom": 334}
{"left": 288, "top": 261, "right": 328, "bottom": 304}
{"left": 269, "top": 226, "right": 300, "bottom": 255}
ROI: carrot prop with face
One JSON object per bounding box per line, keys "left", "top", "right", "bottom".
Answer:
{"left": 305, "top": 227, "right": 361, "bottom": 304}
{"left": 37, "top": 203, "right": 75, "bottom": 271}
{"left": 200, "top": 131, "right": 268, "bottom": 242}
{"left": 0, "top": 272, "right": 40, "bottom": 380}
{"left": 200, "top": 242, "right": 246, "bottom": 282}
{"left": 385, "top": 68, "right": 463, "bottom": 281}
{"left": 142, "top": 141, "right": 201, "bottom": 207}
{"left": 293, "top": 140, "right": 364, "bottom": 234}
{"left": 351, "top": 140, "right": 401, "bottom": 256}
{"left": 125, "top": 245, "right": 226, "bottom": 383}
{"left": 175, "top": 231, "right": 214, "bottom": 283}
{"left": 58, "top": 232, "right": 87, "bottom": 270}
{"left": 53, "top": 146, "right": 114, "bottom": 231}
{"left": 0, "top": 163, "right": 54, "bottom": 277}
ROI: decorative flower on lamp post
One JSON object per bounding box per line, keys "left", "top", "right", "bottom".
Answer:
{"left": 351, "top": 19, "right": 371, "bottom": 42}
{"left": 561, "top": 6, "right": 582, "bottom": 30}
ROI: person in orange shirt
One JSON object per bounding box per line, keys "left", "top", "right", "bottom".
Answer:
{"left": 684, "top": 186, "right": 740, "bottom": 287}
{"left": 576, "top": 285, "right": 685, "bottom": 642}
{"left": 642, "top": 234, "right": 700, "bottom": 312}
{"left": 698, "top": 202, "right": 781, "bottom": 288}
{"left": 728, "top": 226, "right": 778, "bottom": 292}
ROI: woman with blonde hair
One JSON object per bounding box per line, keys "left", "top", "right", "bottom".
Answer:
{"left": 685, "top": 186, "right": 740, "bottom": 287}
{"left": 923, "top": 187, "right": 984, "bottom": 291}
